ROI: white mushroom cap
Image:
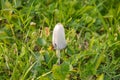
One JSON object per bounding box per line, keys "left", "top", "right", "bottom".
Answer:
{"left": 52, "top": 23, "right": 66, "bottom": 50}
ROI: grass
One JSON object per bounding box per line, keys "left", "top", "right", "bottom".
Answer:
{"left": 0, "top": 0, "right": 120, "bottom": 80}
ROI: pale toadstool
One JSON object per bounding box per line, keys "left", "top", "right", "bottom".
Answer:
{"left": 52, "top": 23, "right": 66, "bottom": 64}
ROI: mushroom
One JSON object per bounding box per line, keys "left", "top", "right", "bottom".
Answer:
{"left": 52, "top": 23, "right": 66, "bottom": 64}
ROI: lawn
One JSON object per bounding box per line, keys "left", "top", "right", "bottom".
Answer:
{"left": 0, "top": 0, "right": 120, "bottom": 80}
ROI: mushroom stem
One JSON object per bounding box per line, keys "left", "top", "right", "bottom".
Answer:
{"left": 56, "top": 50, "right": 60, "bottom": 64}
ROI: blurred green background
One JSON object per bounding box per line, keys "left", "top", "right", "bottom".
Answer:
{"left": 0, "top": 0, "right": 120, "bottom": 80}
